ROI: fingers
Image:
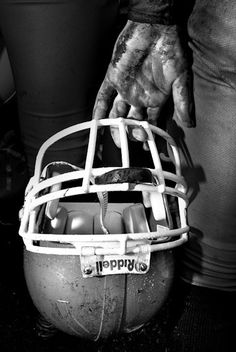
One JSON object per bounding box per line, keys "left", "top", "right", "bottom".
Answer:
{"left": 92, "top": 78, "right": 116, "bottom": 120}
{"left": 108, "top": 94, "right": 130, "bottom": 147}
{"left": 172, "top": 71, "right": 195, "bottom": 128}
{"left": 127, "top": 106, "right": 148, "bottom": 142}
{"left": 108, "top": 96, "right": 149, "bottom": 146}
{"left": 109, "top": 102, "right": 149, "bottom": 147}
{"left": 108, "top": 94, "right": 130, "bottom": 119}
{"left": 147, "top": 106, "right": 161, "bottom": 125}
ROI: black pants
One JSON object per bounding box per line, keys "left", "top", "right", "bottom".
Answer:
{"left": 0, "top": 0, "right": 119, "bottom": 174}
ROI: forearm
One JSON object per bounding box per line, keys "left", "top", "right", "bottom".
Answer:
{"left": 128, "top": 0, "right": 175, "bottom": 24}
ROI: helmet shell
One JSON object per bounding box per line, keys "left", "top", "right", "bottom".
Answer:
{"left": 19, "top": 118, "right": 189, "bottom": 341}
{"left": 24, "top": 247, "right": 174, "bottom": 341}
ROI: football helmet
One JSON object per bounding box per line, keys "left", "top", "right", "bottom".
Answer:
{"left": 19, "top": 118, "right": 189, "bottom": 340}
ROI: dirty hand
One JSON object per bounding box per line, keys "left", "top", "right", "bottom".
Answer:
{"left": 93, "top": 20, "right": 193, "bottom": 147}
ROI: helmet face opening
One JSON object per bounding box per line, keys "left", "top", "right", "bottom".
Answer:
{"left": 19, "top": 118, "right": 189, "bottom": 339}
{"left": 19, "top": 118, "right": 189, "bottom": 270}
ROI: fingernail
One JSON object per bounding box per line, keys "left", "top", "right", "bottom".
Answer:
{"left": 132, "top": 127, "right": 148, "bottom": 142}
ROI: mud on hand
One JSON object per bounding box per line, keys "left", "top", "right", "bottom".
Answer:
{"left": 93, "top": 20, "right": 194, "bottom": 147}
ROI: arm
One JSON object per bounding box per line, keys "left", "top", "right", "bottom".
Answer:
{"left": 93, "top": 0, "right": 193, "bottom": 146}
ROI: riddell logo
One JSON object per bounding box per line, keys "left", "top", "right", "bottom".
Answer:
{"left": 96, "top": 258, "right": 138, "bottom": 273}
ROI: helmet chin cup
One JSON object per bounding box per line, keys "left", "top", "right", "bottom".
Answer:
{"left": 19, "top": 118, "right": 189, "bottom": 340}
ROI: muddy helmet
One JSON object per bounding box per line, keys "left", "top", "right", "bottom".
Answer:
{"left": 19, "top": 118, "right": 189, "bottom": 341}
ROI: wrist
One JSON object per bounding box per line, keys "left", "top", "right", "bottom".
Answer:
{"left": 128, "top": 0, "right": 176, "bottom": 25}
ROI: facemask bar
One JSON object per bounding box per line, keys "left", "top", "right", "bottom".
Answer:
{"left": 19, "top": 118, "right": 189, "bottom": 255}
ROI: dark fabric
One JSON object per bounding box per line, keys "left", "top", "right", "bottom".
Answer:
{"left": 0, "top": 0, "right": 119, "bottom": 175}
{"left": 167, "top": 280, "right": 236, "bottom": 352}
{"left": 128, "top": 0, "right": 175, "bottom": 24}
{"left": 175, "top": 0, "right": 236, "bottom": 290}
